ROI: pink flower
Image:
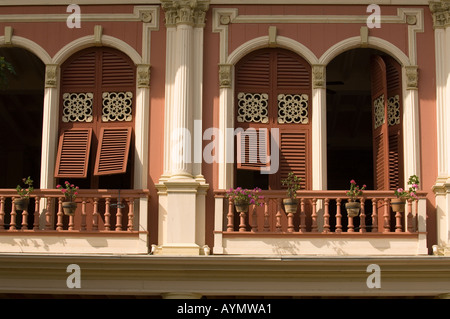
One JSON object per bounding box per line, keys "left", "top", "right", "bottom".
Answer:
{"left": 350, "top": 180, "right": 356, "bottom": 184}
{"left": 56, "top": 184, "right": 61, "bottom": 188}
{"left": 61, "top": 189, "right": 67, "bottom": 193}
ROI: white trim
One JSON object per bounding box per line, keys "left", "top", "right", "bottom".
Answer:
{"left": 52, "top": 35, "right": 142, "bottom": 65}
{"left": 227, "top": 35, "right": 319, "bottom": 66}
{"left": 319, "top": 36, "right": 411, "bottom": 67}
{"left": 0, "top": 0, "right": 431, "bottom": 5}
{"left": 0, "top": 35, "right": 52, "bottom": 64}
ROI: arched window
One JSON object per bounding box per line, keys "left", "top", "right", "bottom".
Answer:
{"left": 234, "top": 48, "right": 312, "bottom": 190}
{"left": 55, "top": 47, "right": 136, "bottom": 189}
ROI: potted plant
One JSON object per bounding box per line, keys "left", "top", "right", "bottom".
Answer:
{"left": 281, "top": 172, "right": 302, "bottom": 213}
{"left": 345, "top": 179, "right": 366, "bottom": 218}
{"left": 14, "top": 176, "right": 34, "bottom": 210}
{"left": 57, "top": 181, "right": 79, "bottom": 216}
{"left": 392, "top": 175, "right": 419, "bottom": 212}
{"left": 226, "top": 187, "right": 264, "bottom": 213}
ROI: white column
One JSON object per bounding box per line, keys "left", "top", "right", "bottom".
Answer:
{"left": 430, "top": 1, "right": 450, "bottom": 254}
{"left": 157, "top": 0, "right": 210, "bottom": 256}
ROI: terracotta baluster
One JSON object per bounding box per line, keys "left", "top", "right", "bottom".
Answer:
{"left": 56, "top": 197, "right": 63, "bottom": 230}
{"left": 239, "top": 211, "right": 246, "bottom": 232}
{"left": 359, "top": 197, "right": 366, "bottom": 233}
{"left": 323, "top": 198, "right": 330, "bottom": 233}
{"left": 371, "top": 198, "right": 378, "bottom": 232}
{"left": 276, "top": 198, "right": 282, "bottom": 232}
{"left": 226, "top": 199, "right": 234, "bottom": 232}
{"left": 92, "top": 198, "right": 99, "bottom": 230}
{"left": 347, "top": 210, "right": 354, "bottom": 233}
{"left": 311, "top": 198, "right": 318, "bottom": 232}
{"left": 263, "top": 199, "right": 270, "bottom": 232}
{"left": 287, "top": 211, "right": 294, "bottom": 233}
{"left": 383, "top": 198, "right": 390, "bottom": 232}
{"left": 299, "top": 198, "right": 306, "bottom": 233}
{"left": 80, "top": 198, "right": 87, "bottom": 231}
{"left": 335, "top": 198, "right": 342, "bottom": 233}
{"left": 21, "top": 205, "right": 28, "bottom": 230}
{"left": 0, "top": 196, "right": 4, "bottom": 230}
{"left": 127, "top": 198, "right": 134, "bottom": 231}
{"left": 407, "top": 199, "right": 414, "bottom": 233}
{"left": 10, "top": 197, "right": 17, "bottom": 230}
{"left": 395, "top": 210, "right": 402, "bottom": 232}
{"left": 45, "top": 198, "right": 52, "bottom": 230}
{"left": 105, "top": 198, "right": 111, "bottom": 231}
{"left": 33, "top": 196, "right": 40, "bottom": 230}
{"left": 116, "top": 198, "right": 123, "bottom": 231}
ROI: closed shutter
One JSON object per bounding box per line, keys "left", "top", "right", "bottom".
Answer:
{"left": 61, "top": 51, "right": 96, "bottom": 88}
{"left": 276, "top": 52, "right": 311, "bottom": 90}
{"left": 236, "top": 128, "right": 270, "bottom": 170}
{"left": 370, "top": 55, "right": 390, "bottom": 190}
{"left": 385, "top": 56, "right": 404, "bottom": 190}
{"left": 279, "top": 130, "right": 309, "bottom": 190}
{"left": 102, "top": 50, "right": 135, "bottom": 87}
{"left": 94, "top": 127, "right": 132, "bottom": 175}
{"left": 55, "top": 128, "right": 92, "bottom": 178}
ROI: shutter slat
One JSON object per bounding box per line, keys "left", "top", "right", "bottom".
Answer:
{"left": 236, "top": 129, "right": 270, "bottom": 170}
{"left": 55, "top": 128, "right": 92, "bottom": 178}
{"left": 94, "top": 127, "right": 131, "bottom": 176}
{"left": 279, "top": 131, "right": 308, "bottom": 190}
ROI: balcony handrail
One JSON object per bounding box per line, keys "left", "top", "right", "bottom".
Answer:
{"left": 0, "top": 188, "right": 150, "bottom": 232}
{"left": 214, "top": 189, "right": 427, "bottom": 234}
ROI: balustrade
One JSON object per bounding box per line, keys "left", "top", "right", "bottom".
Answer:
{"left": 0, "top": 189, "right": 149, "bottom": 232}
{"left": 216, "top": 190, "right": 425, "bottom": 234}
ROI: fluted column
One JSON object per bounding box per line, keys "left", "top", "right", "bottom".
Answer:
{"left": 157, "top": 0, "right": 210, "bottom": 256}
{"left": 430, "top": 0, "right": 450, "bottom": 255}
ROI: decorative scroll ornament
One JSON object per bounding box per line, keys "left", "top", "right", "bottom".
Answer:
{"left": 62, "top": 93, "right": 94, "bottom": 123}
{"left": 237, "top": 92, "right": 269, "bottom": 123}
{"left": 388, "top": 95, "right": 400, "bottom": 126}
{"left": 374, "top": 94, "right": 385, "bottom": 129}
{"left": 102, "top": 92, "right": 133, "bottom": 122}
{"left": 277, "top": 94, "right": 309, "bottom": 124}
{"left": 161, "top": 0, "right": 210, "bottom": 27}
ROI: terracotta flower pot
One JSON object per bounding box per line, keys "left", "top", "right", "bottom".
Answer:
{"left": 62, "top": 201, "right": 77, "bottom": 216}
{"left": 283, "top": 198, "right": 299, "bottom": 213}
{"left": 391, "top": 198, "right": 406, "bottom": 213}
{"left": 234, "top": 200, "right": 249, "bottom": 213}
{"left": 345, "top": 201, "right": 361, "bottom": 218}
{"left": 14, "top": 198, "right": 29, "bottom": 211}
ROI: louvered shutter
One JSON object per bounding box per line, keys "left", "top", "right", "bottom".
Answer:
{"left": 94, "top": 127, "right": 132, "bottom": 175}
{"left": 55, "top": 128, "right": 92, "bottom": 178}
{"left": 236, "top": 128, "right": 270, "bottom": 170}
{"left": 385, "top": 56, "right": 404, "bottom": 190}
{"left": 279, "top": 130, "right": 309, "bottom": 190}
{"left": 370, "top": 56, "right": 390, "bottom": 190}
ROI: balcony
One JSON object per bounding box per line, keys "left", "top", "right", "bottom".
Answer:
{"left": 0, "top": 188, "right": 150, "bottom": 254}
{"left": 213, "top": 190, "right": 428, "bottom": 256}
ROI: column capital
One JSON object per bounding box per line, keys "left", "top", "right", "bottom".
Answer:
{"left": 45, "top": 64, "right": 59, "bottom": 88}
{"left": 312, "top": 64, "right": 326, "bottom": 89}
{"left": 405, "top": 65, "right": 419, "bottom": 90}
{"left": 161, "top": 0, "right": 210, "bottom": 28}
{"left": 137, "top": 64, "right": 151, "bottom": 88}
{"left": 430, "top": 0, "right": 450, "bottom": 29}
{"left": 218, "top": 64, "right": 232, "bottom": 88}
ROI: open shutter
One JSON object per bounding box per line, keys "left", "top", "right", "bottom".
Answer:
{"left": 94, "top": 127, "right": 131, "bottom": 176}
{"left": 370, "top": 56, "right": 390, "bottom": 190}
{"left": 55, "top": 128, "right": 92, "bottom": 178}
{"left": 385, "top": 56, "right": 404, "bottom": 190}
{"left": 279, "top": 130, "right": 309, "bottom": 190}
{"left": 236, "top": 128, "right": 270, "bottom": 170}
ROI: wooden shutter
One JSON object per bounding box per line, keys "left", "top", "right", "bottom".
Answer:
{"left": 279, "top": 130, "right": 309, "bottom": 190}
{"left": 276, "top": 51, "right": 311, "bottom": 90}
{"left": 61, "top": 50, "right": 96, "bottom": 88}
{"left": 236, "top": 128, "right": 270, "bottom": 170}
{"left": 94, "top": 127, "right": 132, "bottom": 176}
{"left": 385, "top": 56, "right": 404, "bottom": 190}
{"left": 101, "top": 50, "right": 135, "bottom": 87}
{"left": 370, "top": 56, "right": 390, "bottom": 190}
{"left": 55, "top": 128, "right": 92, "bottom": 178}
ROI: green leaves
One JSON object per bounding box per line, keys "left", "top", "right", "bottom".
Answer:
{"left": 0, "top": 56, "right": 16, "bottom": 89}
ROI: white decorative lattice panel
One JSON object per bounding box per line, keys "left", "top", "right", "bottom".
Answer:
{"left": 277, "top": 94, "right": 309, "bottom": 124}
{"left": 388, "top": 95, "right": 400, "bottom": 126}
{"left": 102, "top": 92, "right": 133, "bottom": 122}
{"left": 374, "top": 95, "right": 385, "bottom": 129}
{"left": 237, "top": 92, "right": 269, "bottom": 123}
{"left": 62, "top": 92, "right": 94, "bottom": 123}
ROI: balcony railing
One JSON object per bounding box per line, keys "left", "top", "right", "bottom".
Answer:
{"left": 0, "top": 189, "right": 149, "bottom": 232}
{"left": 213, "top": 190, "right": 428, "bottom": 255}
